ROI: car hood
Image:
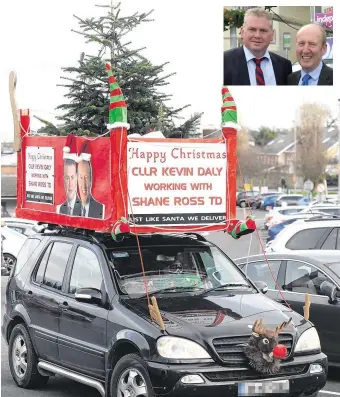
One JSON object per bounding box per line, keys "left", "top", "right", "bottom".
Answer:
{"left": 123, "top": 292, "right": 300, "bottom": 339}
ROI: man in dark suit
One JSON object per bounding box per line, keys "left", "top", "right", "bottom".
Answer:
{"left": 57, "top": 159, "right": 82, "bottom": 216}
{"left": 288, "top": 23, "right": 333, "bottom": 86}
{"left": 77, "top": 159, "right": 105, "bottom": 219}
{"left": 223, "top": 8, "right": 292, "bottom": 86}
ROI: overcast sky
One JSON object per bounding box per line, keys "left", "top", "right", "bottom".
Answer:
{"left": 0, "top": 0, "right": 338, "bottom": 142}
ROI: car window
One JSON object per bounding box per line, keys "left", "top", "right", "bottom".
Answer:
{"left": 321, "top": 228, "right": 338, "bottom": 250}
{"left": 8, "top": 226, "right": 25, "bottom": 234}
{"left": 240, "top": 260, "right": 281, "bottom": 290}
{"left": 110, "top": 246, "right": 248, "bottom": 297}
{"left": 35, "top": 244, "right": 53, "bottom": 284}
{"left": 42, "top": 242, "right": 73, "bottom": 290}
{"left": 285, "top": 228, "right": 328, "bottom": 250}
{"left": 68, "top": 247, "right": 103, "bottom": 294}
{"left": 14, "top": 238, "right": 40, "bottom": 275}
{"left": 285, "top": 260, "right": 331, "bottom": 296}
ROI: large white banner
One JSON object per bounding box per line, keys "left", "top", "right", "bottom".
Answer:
{"left": 127, "top": 141, "right": 227, "bottom": 226}
{"left": 25, "top": 146, "right": 55, "bottom": 204}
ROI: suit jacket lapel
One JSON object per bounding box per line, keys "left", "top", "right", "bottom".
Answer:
{"left": 270, "top": 53, "right": 281, "bottom": 84}
{"left": 239, "top": 47, "right": 250, "bottom": 85}
{"left": 318, "top": 64, "right": 331, "bottom": 85}
{"left": 295, "top": 71, "right": 301, "bottom": 85}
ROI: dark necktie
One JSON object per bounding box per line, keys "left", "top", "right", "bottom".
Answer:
{"left": 68, "top": 206, "right": 72, "bottom": 215}
{"left": 253, "top": 57, "right": 266, "bottom": 85}
{"left": 82, "top": 207, "right": 86, "bottom": 217}
{"left": 302, "top": 74, "right": 311, "bottom": 86}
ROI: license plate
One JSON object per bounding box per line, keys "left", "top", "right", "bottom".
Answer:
{"left": 238, "top": 379, "right": 289, "bottom": 396}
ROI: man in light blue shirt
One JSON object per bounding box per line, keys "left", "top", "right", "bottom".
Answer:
{"left": 288, "top": 24, "right": 333, "bottom": 86}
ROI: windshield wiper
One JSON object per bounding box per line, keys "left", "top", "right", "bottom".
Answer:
{"left": 199, "top": 283, "right": 253, "bottom": 295}
{"left": 137, "top": 286, "right": 204, "bottom": 299}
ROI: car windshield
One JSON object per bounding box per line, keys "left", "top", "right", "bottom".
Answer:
{"left": 328, "top": 262, "right": 340, "bottom": 278}
{"left": 108, "top": 245, "right": 251, "bottom": 297}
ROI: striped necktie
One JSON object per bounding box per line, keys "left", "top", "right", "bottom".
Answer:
{"left": 253, "top": 57, "right": 266, "bottom": 85}
{"left": 302, "top": 74, "right": 311, "bottom": 86}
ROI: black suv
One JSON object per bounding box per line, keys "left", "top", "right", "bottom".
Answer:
{"left": 2, "top": 229, "right": 327, "bottom": 397}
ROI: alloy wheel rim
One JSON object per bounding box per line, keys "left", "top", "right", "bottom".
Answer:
{"left": 12, "top": 335, "right": 27, "bottom": 378}
{"left": 117, "top": 367, "right": 148, "bottom": 397}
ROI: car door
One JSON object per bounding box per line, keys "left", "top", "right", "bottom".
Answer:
{"left": 58, "top": 243, "right": 108, "bottom": 379}
{"left": 281, "top": 260, "right": 340, "bottom": 362}
{"left": 23, "top": 240, "right": 73, "bottom": 363}
{"left": 240, "top": 260, "right": 283, "bottom": 301}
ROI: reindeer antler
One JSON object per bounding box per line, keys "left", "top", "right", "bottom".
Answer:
{"left": 252, "top": 318, "right": 292, "bottom": 337}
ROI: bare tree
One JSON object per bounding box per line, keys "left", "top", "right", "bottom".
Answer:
{"left": 296, "top": 103, "right": 328, "bottom": 184}
{"left": 237, "top": 128, "right": 262, "bottom": 183}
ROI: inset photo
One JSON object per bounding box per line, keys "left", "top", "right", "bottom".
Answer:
{"left": 223, "top": 6, "right": 333, "bottom": 86}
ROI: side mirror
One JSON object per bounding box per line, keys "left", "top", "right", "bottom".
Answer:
{"left": 254, "top": 281, "right": 269, "bottom": 294}
{"left": 75, "top": 287, "right": 103, "bottom": 305}
{"left": 320, "top": 281, "right": 338, "bottom": 304}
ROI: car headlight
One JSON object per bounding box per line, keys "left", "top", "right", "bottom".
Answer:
{"left": 157, "top": 336, "right": 211, "bottom": 359}
{"left": 294, "top": 327, "right": 320, "bottom": 353}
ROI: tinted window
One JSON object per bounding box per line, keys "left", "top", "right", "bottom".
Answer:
{"left": 321, "top": 228, "right": 338, "bottom": 250}
{"left": 69, "top": 247, "right": 103, "bottom": 294}
{"left": 35, "top": 244, "right": 52, "bottom": 284}
{"left": 43, "top": 242, "right": 73, "bottom": 290}
{"left": 285, "top": 260, "right": 331, "bottom": 296}
{"left": 14, "top": 238, "right": 40, "bottom": 275}
{"left": 8, "top": 226, "right": 25, "bottom": 234}
{"left": 286, "top": 228, "right": 328, "bottom": 250}
{"left": 241, "top": 260, "right": 281, "bottom": 290}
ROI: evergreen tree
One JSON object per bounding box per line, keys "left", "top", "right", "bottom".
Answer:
{"left": 37, "top": 2, "right": 202, "bottom": 137}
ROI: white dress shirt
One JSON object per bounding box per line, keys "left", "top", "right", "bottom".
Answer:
{"left": 243, "top": 46, "right": 277, "bottom": 86}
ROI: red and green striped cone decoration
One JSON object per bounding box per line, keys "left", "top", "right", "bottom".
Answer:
{"left": 221, "top": 87, "right": 237, "bottom": 124}
{"left": 111, "top": 217, "right": 130, "bottom": 241}
{"left": 105, "top": 63, "right": 128, "bottom": 127}
{"left": 229, "top": 215, "right": 256, "bottom": 240}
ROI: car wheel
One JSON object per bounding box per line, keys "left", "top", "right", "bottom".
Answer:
{"left": 111, "top": 353, "right": 155, "bottom": 397}
{"left": 8, "top": 324, "right": 49, "bottom": 388}
{"left": 3, "top": 253, "right": 16, "bottom": 271}
{"left": 240, "top": 201, "right": 247, "bottom": 208}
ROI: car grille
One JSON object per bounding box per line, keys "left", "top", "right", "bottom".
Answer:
{"left": 204, "top": 364, "right": 307, "bottom": 382}
{"left": 212, "top": 333, "right": 293, "bottom": 366}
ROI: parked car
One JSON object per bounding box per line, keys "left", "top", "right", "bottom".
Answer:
{"left": 267, "top": 218, "right": 300, "bottom": 242}
{"left": 2, "top": 230, "right": 327, "bottom": 396}
{"left": 1, "top": 204, "right": 11, "bottom": 218}
{"left": 300, "top": 205, "right": 340, "bottom": 217}
{"left": 236, "top": 191, "right": 257, "bottom": 208}
{"left": 264, "top": 206, "right": 306, "bottom": 229}
{"left": 254, "top": 192, "right": 279, "bottom": 209}
{"left": 2, "top": 218, "right": 38, "bottom": 237}
{"left": 1, "top": 225, "right": 27, "bottom": 274}
{"left": 266, "top": 217, "right": 340, "bottom": 253}
{"left": 275, "top": 194, "right": 304, "bottom": 207}
{"left": 234, "top": 251, "right": 340, "bottom": 365}
{"left": 262, "top": 194, "right": 280, "bottom": 210}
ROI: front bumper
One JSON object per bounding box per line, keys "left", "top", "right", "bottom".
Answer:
{"left": 147, "top": 353, "right": 327, "bottom": 397}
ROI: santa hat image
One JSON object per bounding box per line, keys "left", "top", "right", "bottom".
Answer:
{"left": 75, "top": 141, "right": 91, "bottom": 163}
{"left": 63, "top": 134, "right": 77, "bottom": 160}
{"left": 221, "top": 87, "right": 241, "bottom": 131}
{"left": 105, "top": 63, "right": 130, "bottom": 130}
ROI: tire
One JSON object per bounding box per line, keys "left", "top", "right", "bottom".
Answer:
{"left": 240, "top": 201, "right": 246, "bottom": 208}
{"left": 110, "top": 353, "right": 155, "bottom": 397}
{"left": 3, "top": 253, "right": 16, "bottom": 272}
{"left": 8, "top": 324, "right": 49, "bottom": 389}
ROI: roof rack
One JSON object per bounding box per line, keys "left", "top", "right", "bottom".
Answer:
{"left": 305, "top": 215, "right": 340, "bottom": 222}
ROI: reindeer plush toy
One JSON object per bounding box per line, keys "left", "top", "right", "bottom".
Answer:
{"left": 244, "top": 318, "right": 292, "bottom": 374}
